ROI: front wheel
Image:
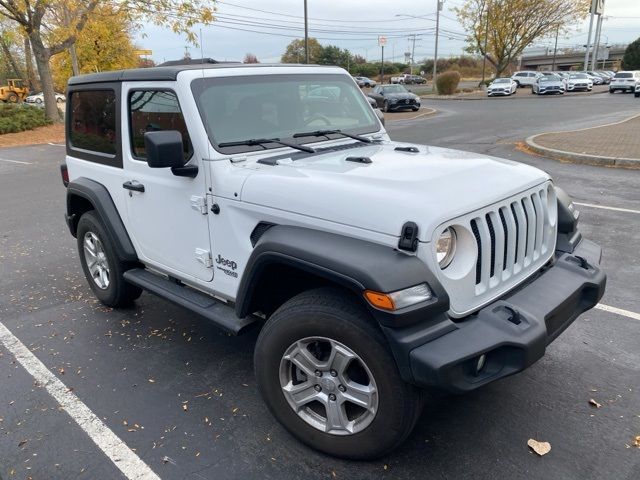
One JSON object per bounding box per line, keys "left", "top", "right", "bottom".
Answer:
{"left": 76, "top": 211, "right": 142, "bottom": 307}
{"left": 254, "top": 288, "right": 423, "bottom": 460}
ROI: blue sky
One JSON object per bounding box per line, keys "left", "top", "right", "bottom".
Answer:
{"left": 136, "top": 0, "right": 640, "bottom": 64}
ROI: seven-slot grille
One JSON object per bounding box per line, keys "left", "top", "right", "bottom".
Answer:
{"left": 469, "top": 186, "right": 554, "bottom": 295}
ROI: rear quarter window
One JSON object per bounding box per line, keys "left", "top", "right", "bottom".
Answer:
{"left": 69, "top": 90, "right": 117, "bottom": 155}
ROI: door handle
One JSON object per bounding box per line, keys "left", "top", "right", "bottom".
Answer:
{"left": 122, "top": 181, "right": 145, "bottom": 193}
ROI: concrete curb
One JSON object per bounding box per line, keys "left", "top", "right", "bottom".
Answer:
{"left": 525, "top": 113, "right": 640, "bottom": 169}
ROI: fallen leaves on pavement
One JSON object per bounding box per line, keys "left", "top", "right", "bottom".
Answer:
{"left": 589, "top": 399, "right": 603, "bottom": 408}
{"left": 527, "top": 439, "right": 551, "bottom": 456}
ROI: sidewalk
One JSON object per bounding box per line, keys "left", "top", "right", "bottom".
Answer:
{"left": 526, "top": 114, "right": 640, "bottom": 168}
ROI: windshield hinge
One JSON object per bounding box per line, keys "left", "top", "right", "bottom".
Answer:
{"left": 190, "top": 195, "right": 208, "bottom": 215}
{"left": 195, "top": 248, "right": 213, "bottom": 268}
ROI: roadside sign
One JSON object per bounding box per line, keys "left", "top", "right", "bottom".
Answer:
{"left": 592, "top": 0, "right": 605, "bottom": 15}
{"left": 378, "top": 36, "right": 387, "bottom": 47}
{"left": 135, "top": 49, "right": 153, "bottom": 56}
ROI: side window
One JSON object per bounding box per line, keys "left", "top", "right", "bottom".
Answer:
{"left": 69, "top": 90, "right": 117, "bottom": 155}
{"left": 128, "top": 90, "right": 192, "bottom": 160}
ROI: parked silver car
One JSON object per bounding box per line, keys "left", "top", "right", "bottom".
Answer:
{"left": 487, "top": 78, "right": 517, "bottom": 96}
{"left": 566, "top": 73, "right": 593, "bottom": 92}
{"left": 532, "top": 75, "right": 565, "bottom": 95}
{"left": 25, "top": 91, "right": 66, "bottom": 104}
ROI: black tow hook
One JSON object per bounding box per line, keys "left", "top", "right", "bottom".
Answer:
{"left": 574, "top": 255, "right": 591, "bottom": 270}
{"left": 502, "top": 306, "right": 522, "bottom": 325}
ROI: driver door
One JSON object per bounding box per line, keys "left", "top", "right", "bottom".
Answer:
{"left": 121, "top": 86, "right": 213, "bottom": 282}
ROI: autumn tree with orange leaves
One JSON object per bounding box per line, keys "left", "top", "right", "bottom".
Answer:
{"left": 455, "top": 0, "right": 591, "bottom": 77}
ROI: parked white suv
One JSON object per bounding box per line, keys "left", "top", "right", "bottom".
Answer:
{"left": 609, "top": 71, "right": 640, "bottom": 93}
{"left": 61, "top": 64, "right": 605, "bottom": 460}
{"left": 511, "top": 71, "right": 539, "bottom": 87}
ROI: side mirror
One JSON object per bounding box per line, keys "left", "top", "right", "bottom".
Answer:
{"left": 144, "top": 130, "right": 186, "bottom": 168}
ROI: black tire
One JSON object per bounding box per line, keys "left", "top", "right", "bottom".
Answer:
{"left": 56, "top": 97, "right": 63, "bottom": 103}
{"left": 609, "top": 89, "right": 615, "bottom": 93}
{"left": 8, "top": 93, "right": 18, "bottom": 103}
{"left": 35, "top": 98, "right": 43, "bottom": 104}
{"left": 412, "top": 107, "right": 419, "bottom": 112}
{"left": 254, "top": 288, "right": 423, "bottom": 460}
{"left": 76, "top": 210, "right": 142, "bottom": 307}
{"left": 635, "top": 93, "right": 640, "bottom": 98}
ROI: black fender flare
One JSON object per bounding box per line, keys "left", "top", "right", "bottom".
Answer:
{"left": 235, "top": 225, "right": 449, "bottom": 328}
{"left": 66, "top": 177, "right": 138, "bottom": 262}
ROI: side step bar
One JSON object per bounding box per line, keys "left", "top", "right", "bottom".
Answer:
{"left": 123, "top": 269, "right": 257, "bottom": 335}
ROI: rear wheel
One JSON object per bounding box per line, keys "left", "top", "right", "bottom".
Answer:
{"left": 254, "top": 288, "right": 423, "bottom": 460}
{"left": 76, "top": 211, "right": 142, "bottom": 307}
{"left": 7, "top": 93, "right": 18, "bottom": 103}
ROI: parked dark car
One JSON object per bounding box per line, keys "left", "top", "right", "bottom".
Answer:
{"left": 368, "top": 84, "right": 421, "bottom": 112}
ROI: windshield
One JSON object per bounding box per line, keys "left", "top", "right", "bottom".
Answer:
{"left": 569, "top": 74, "right": 587, "bottom": 79}
{"left": 614, "top": 72, "right": 632, "bottom": 78}
{"left": 493, "top": 78, "right": 510, "bottom": 83}
{"left": 191, "top": 74, "right": 379, "bottom": 153}
{"left": 382, "top": 85, "right": 409, "bottom": 94}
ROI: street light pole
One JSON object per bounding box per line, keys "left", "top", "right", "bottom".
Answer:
{"left": 551, "top": 26, "right": 559, "bottom": 71}
{"left": 591, "top": 14, "right": 604, "bottom": 71}
{"left": 432, "top": 0, "right": 443, "bottom": 91}
{"left": 584, "top": 0, "right": 597, "bottom": 71}
{"left": 304, "top": 0, "right": 309, "bottom": 64}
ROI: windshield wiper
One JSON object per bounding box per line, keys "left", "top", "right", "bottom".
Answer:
{"left": 292, "top": 129, "right": 372, "bottom": 144}
{"left": 218, "top": 138, "right": 315, "bottom": 153}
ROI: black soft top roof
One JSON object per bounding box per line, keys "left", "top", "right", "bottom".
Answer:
{"left": 67, "top": 63, "right": 331, "bottom": 86}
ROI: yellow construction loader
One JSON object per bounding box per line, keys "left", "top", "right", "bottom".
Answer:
{"left": 0, "top": 79, "right": 29, "bottom": 103}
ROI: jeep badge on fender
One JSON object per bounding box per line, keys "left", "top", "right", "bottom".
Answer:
{"left": 61, "top": 63, "right": 606, "bottom": 460}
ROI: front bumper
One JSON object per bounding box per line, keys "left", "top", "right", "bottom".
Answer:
{"left": 389, "top": 101, "right": 420, "bottom": 110}
{"left": 397, "top": 238, "right": 605, "bottom": 393}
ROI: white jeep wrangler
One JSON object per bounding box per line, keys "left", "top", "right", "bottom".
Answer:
{"left": 61, "top": 64, "right": 606, "bottom": 459}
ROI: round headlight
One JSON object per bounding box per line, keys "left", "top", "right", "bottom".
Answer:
{"left": 436, "top": 227, "right": 456, "bottom": 269}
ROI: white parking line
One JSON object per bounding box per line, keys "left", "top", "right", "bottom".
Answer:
{"left": 596, "top": 303, "right": 640, "bottom": 321}
{"left": 0, "top": 157, "right": 32, "bottom": 165}
{"left": 575, "top": 202, "right": 640, "bottom": 215}
{"left": 0, "top": 321, "right": 160, "bottom": 480}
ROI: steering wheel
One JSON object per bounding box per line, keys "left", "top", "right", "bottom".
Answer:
{"left": 304, "top": 113, "right": 332, "bottom": 126}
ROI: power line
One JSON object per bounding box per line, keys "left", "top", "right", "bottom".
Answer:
{"left": 218, "top": 0, "right": 433, "bottom": 23}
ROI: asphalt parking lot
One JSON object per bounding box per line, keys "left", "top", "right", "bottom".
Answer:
{"left": 1, "top": 92, "right": 639, "bottom": 479}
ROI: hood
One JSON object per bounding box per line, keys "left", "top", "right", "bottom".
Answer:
{"left": 539, "top": 81, "right": 564, "bottom": 87}
{"left": 240, "top": 142, "right": 549, "bottom": 241}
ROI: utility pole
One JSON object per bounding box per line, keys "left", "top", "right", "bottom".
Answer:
{"left": 481, "top": 2, "right": 489, "bottom": 85}
{"left": 433, "top": 0, "right": 443, "bottom": 91}
{"left": 591, "top": 13, "right": 604, "bottom": 71}
{"left": 304, "top": 0, "right": 309, "bottom": 64}
{"left": 410, "top": 34, "right": 417, "bottom": 75}
{"left": 380, "top": 46, "right": 385, "bottom": 84}
{"left": 584, "top": 0, "right": 597, "bottom": 71}
{"left": 551, "top": 26, "right": 559, "bottom": 71}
